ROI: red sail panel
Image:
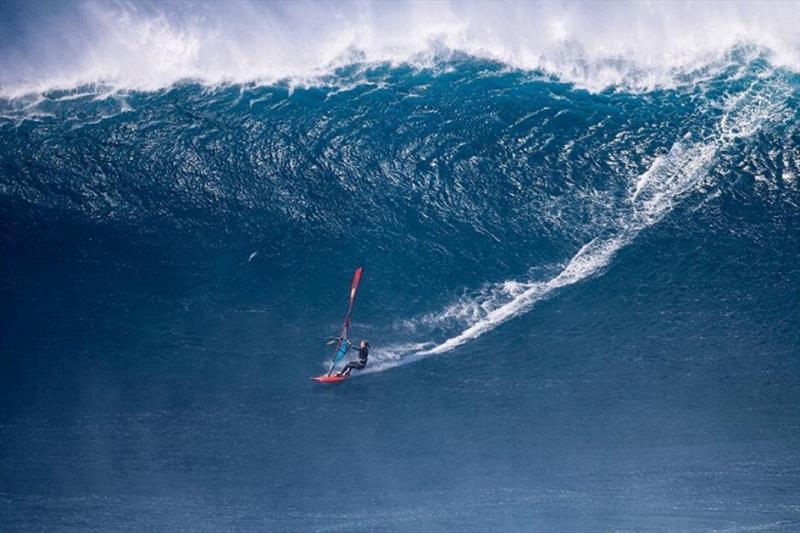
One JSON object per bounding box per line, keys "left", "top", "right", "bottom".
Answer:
{"left": 345, "top": 267, "right": 363, "bottom": 327}
{"left": 350, "top": 267, "right": 363, "bottom": 301}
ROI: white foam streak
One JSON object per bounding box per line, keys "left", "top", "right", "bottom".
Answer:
{"left": 418, "top": 236, "right": 624, "bottom": 356}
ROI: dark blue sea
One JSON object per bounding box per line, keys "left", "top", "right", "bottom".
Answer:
{"left": 1, "top": 2, "right": 799, "bottom": 531}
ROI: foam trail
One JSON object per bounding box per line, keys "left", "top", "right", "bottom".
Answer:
{"left": 419, "top": 235, "right": 625, "bottom": 356}
{"left": 365, "top": 79, "right": 789, "bottom": 373}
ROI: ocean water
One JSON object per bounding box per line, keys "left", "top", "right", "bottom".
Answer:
{"left": 1, "top": 1, "right": 799, "bottom": 531}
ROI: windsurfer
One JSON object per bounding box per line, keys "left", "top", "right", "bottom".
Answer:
{"left": 337, "top": 340, "right": 369, "bottom": 376}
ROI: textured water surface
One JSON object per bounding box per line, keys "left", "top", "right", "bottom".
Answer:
{"left": 1, "top": 1, "right": 799, "bottom": 531}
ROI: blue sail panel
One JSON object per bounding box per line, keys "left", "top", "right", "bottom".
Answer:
{"left": 333, "top": 339, "right": 351, "bottom": 365}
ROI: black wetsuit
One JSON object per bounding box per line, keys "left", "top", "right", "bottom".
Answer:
{"left": 340, "top": 345, "right": 369, "bottom": 376}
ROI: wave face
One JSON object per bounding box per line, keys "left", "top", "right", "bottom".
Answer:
{"left": 1, "top": 5, "right": 799, "bottom": 531}
{"left": 3, "top": 55, "right": 795, "bottom": 373}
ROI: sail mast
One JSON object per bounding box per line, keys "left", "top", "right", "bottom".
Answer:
{"left": 326, "top": 267, "right": 364, "bottom": 376}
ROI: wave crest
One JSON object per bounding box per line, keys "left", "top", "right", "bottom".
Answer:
{"left": 1, "top": 0, "right": 798, "bottom": 96}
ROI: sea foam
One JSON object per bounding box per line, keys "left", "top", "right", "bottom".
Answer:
{"left": 1, "top": 0, "right": 798, "bottom": 97}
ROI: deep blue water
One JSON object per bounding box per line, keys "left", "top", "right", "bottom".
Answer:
{"left": 1, "top": 57, "right": 799, "bottom": 531}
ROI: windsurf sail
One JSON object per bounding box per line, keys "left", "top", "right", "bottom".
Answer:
{"left": 326, "top": 267, "right": 364, "bottom": 376}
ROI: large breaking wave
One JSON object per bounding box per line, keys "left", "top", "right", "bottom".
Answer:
{"left": 1, "top": 1, "right": 798, "bottom": 377}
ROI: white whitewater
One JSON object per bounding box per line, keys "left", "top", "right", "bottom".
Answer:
{"left": 1, "top": 1, "right": 798, "bottom": 96}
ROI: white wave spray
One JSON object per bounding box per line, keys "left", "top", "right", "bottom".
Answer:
{"left": 1, "top": 0, "right": 798, "bottom": 96}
